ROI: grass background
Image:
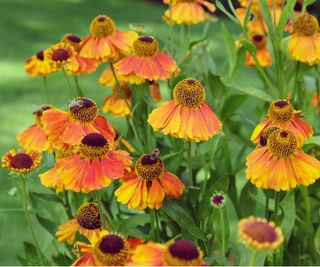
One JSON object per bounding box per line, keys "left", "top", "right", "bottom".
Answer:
{"left": 0, "top": 0, "right": 235, "bottom": 264}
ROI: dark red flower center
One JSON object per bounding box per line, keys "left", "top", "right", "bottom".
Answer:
{"left": 139, "top": 36, "right": 154, "bottom": 43}
{"left": 212, "top": 194, "right": 224, "bottom": 205}
{"left": 274, "top": 100, "right": 288, "bottom": 108}
{"left": 243, "top": 221, "right": 278, "bottom": 243}
{"left": 294, "top": 2, "right": 302, "bottom": 11}
{"left": 253, "top": 34, "right": 263, "bottom": 43}
{"left": 67, "top": 34, "right": 81, "bottom": 43}
{"left": 259, "top": 136, "right": 267, "bottom": 146}
{"left": 52, "top": 48, "right": 70, "bottom": 62}
{"left": 187, "top": 79, "right": 196, "bottom": 85}
{"left": 99, "top": 235, "right": 124, "bottom": 254}
{"left": 81, "top": 133, "right": 107, "bottom": 147}
{"left": 36, "top": 50, "right": 44, "bottom": 60}
{"left": 169, "top": 240, "right": 199, "bottom": 260}
{"left": 280, "top": 131, "right": 288, "bottom": 138}
{"left": 10, "top": 153, "right": 33, "bottom": 169}
{"left": 98, "top": 16, "right": 106, "bottom": 22}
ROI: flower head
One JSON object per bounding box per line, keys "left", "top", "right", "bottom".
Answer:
{"left": 39, "top": 133, "right": 132, "bottom": 192}
{"left": 288, "top": 14, "right": 320, "bottom": 65}
{"left": 80, "top": 15, "right": 138, "bottom": 62}
{"left": 115, "top": 149, "right": 184, "bottom": 210}
{"left": 2, "top": 149, "right": 41, "bottom": 174}
{"left": 238, "top": 216, "right": 284, "bottom": 250}
{"left": 163, "top": 0, "right": 216, "bottom": 25}
{"left": 45, "top": 42, "right": 76, "bottom": 72}
{"left": 148, "top": 78, "right": 222, "bottom": 142}
{"left": 114, "top": 36, "right": 178, "bottom": 81}
{"left": 210, "top": 191, "right": 226, "bottom": 209}
{"left": 25, "top": 50, "right": 52, "bottom": 77}
{"left": 246, "top": 128, "right": 320, "bottom": 191}
{"left": 17, "top": 105, "right": 52, "bottom": 152}
{"left": 56, "top": 202, "right": 104, "bottom": 244}
{"left": 251, "top": 99, "right": 313, "bottom": 146}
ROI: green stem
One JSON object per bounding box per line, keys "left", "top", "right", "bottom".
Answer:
{"left": 219, "top": 208, "right": 226, "bottom": 260}
{"left": 249, "top": 250, "right": 257, "bottom": 266}
{"left": 274, "top": 191, "right": 280, "bottom": 224}
{"left": 95, "top": 190, "right": 106, "bottom": 229}
{"left": 169, "top": 0, "right": 173, "bottom": 44}
{"left": 21, "top": 176, "right": 45, "bottom": 265}
{"left": 109, "top": 62, "right": 131, "bottom": 110}
{"left": 73, "top": 76, "right": 84, "bottom": 97}
{"left": 265, "top": 190, "right": 270, "bottom": 220}
{"left": 43, "top": 76, "right": 50, "bottom": 103}
{"left": 187, "top": 142, "right": 194, "bottom": 186}
{"left": 154, "top": 209, "right": 160, "bottom": 242}
{"left": 63, "top": 191, "right": 73, "bottom": 218}
{"left": 299, "top": 186, "right": 312, "bottom": 227}
{"left": 62, "top": 67, "right": 76, "bottom": 96}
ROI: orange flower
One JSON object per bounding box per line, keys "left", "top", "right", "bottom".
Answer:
{"left": 127, "top": 242, "right": 166, "bottom": 266}
{"left": 114, "top": 36, "right": 178, "bottom": 81}
{"left": 56, "top": 202, "right": 105, "bottom": 244}
{"left": 44, "top": 42, "right": 76, "bottom": 72}
{"left": 80, "top": 15, "right": 138, "bottom": 62}
{"left": 115, "top": 149, "right": 184, "bottom": 210}
{"left": 61, "top": 34, "right": 99, "bottom": 75}
{"left": 25, "top": 50, "right": 52, "bottom": 77}
{"left": 246, "top": 128, "right": 320, "bottom": 191}
{"left": 245, "top": 30, "right": 272, "bottom": 67}
{"left": 148, "top": 78, "right": 222, "bottom": 142}
{"left": 238, "top": 216, "right": 284, "bottom": 250}
{"left": 251, "top": 99, "right": 313, "bottom": 146}
{"left": 2, "top": 149, "right": 41, "bottom": 174}
{"left": 99, "top": 66, "right": 145, "bottom": 86}
{"left": 102, "top": 83, "right": 131, "bottom": 117}
{"left": 288, "top": 14, "right": 320, "bottom": 65}
{"left": 42, "top": 97, "right": 115, "bottom": 151}
{"left": 162, "top": 0, "right": 216, "bottom": 25}
{"left": 39, "top": 133, "right": 132, "bottom": 193}
{"left": 72, "top": 230, "right": 142, "bottom": 266}
{"left": 17, "top": 105, "right": 52, "bottom": 152}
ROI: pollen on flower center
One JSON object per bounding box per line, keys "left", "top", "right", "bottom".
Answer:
{"left": 267, "top": 129, "right": 297, "bottom": 158}
{"left": 259, "top": 126, "right": 280, "bottom": 146}
{"left": 242, "top": 221, "right": 278, "bottom": 243}
{"left": 133, "top": 36, "right": 159, "bottom": 57}
{"left": 69, "top": 97, "right": 98, "bottom": 123}
{"left": 36, "top": 50, "right": 44, "bottom": 61}
{"left": 10, "top": 153, "right": 33, "bottom": 169}
{"left": 90, "top": 15, "right": 115, "bottom": 38}
{"left": 52, "top": 48, "right": 70, "bottom": 62}
{"left": 135, "top": 149, "right": 163, "bottom": 180}
{"left": 79, "top": 133, "right": 110, "bottom": 159}
{"left": 294, "top": 14, "right": 319, "bottom": 36}
{"left": 173, "top": 78, "right": 206, "bottom": 108}
{"left": 268, "top": 99, "right": 294, "bottom": 123}
{"left": 76, "top": 202, "right": 101, "bottom": 230}
{"left": 93, "top": 233, "right": 129, "bottom": 266}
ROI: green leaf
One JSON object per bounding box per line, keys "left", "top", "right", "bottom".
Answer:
{"left": 22, "top": 241, "right": 49, "bottom": 266}
{"left": 239, "top": 181, "right": 258, "bottom": 218}
{"left": 163, "top": 199, "right": 206, "bottom": 240}
{"left": 314, "top": 225, "right": 320, "bottom": 255}
{"left": 36, "top": 213, "right": 57, "bottom": 236}
{"left": 277, "top": 0, "right": 296, "bottom": 34}
{"left": 31, "top": 192, "right": 64, "bottom": 204}
{"left": 258, "top": 0, "right": 274, "bottom": 33}
{"left": 216, "top": 0, "right": 238, "bottom": 23}
{"left": 279, "top": 191, "right": 295, "bottom": 245}
{"left": 198, "top": 174, "right": 229, "bottom": 220}
{"left": 239, "top": 244, "right": 267, "bottom": 265}
{"left": 117, "top": 214, "right": 150, "bottom": 233}
{"left": 240, "top": 39, "right": 257, "bottom": 56}
{"left": 221, "top": 22, "right": 237, "bottom": 76}
{"left": 304, "top": 136, "right": 320, "bottom": 146}
{"left": 221, "top": 94, "right": 247, "bottom": 121}
{"left": 221, "top": 77, "right": 273, "bottom": 102}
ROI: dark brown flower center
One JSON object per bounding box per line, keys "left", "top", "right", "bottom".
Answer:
{"left": 67, "top": 34, "right": 81, "bottom": 43}
{"left": 52, "top": 48, "right": 70, "bottom": 62}
{"left": 76, "top": 202, "right": 101, "bottom": 230}
{"left": 133, "top": 36, "right": 159, "bottom": 57}
{"left": 69, "top": 97, "right": 98, "bottom": 123}
{"left": 135, "top": 150, "right": 163, "bottom": 180}
{"left": 267, "top": 129, "right": 297, "bottom": 158}
{"left": 90, "top": 15, "right": 115, "bottom": 38}
{"left": 36, "top": 51, "right": 44, "bottom": 61}
{"left": 10, "top": 153, "right": 33, "bottom": 169}
{"left": 294, "top": 14, "right": 319, "bottom": 36}
{"left": 99, "top": 235, "right": 124, "bottom": 254}
{"left": 81, "top": 133, "right": 107, "bottom": 147}
{"left": 268, "top": 99, "right": 294, "bottom": 123}
{"left": 169, "top": 240, "right": 199, "bottom": 260}
{"left": 243, "top": 221, "right": 278, "bottom": 243}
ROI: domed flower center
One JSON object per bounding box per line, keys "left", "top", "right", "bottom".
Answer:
{"left": 169, "top": 240, "right": 199, "bottom": 260}
{"left": 133, "top": 36, "right": 159, "bottom": 57}
{"left": 93, "top": 234, "right": 129, "bottom": 266}
{"left": 67, "top": 34, "right": 81, "bottom": 43}
{"left": 79, "top": 133, "right": 110, "bottom": 159}
{"left": 251, "top": 33, "right": 266, "bottom": 49}
{"left": 69, "top": 97, "right": 98, "bottom": 123}
{"left": 10, "top": 153, "right": 33, "bottom": 169}
{"left": 173, "top": 78, "right": 206, "bottom": 108}
{"left": 61, "top": 34, "right": 82, "bottom": 52}
{"left": 90, "top": 15, "right": 115, "bottom": 38}
{"left": 135, "top": 149, "right": 163, "bottom": 180}
{"left": 267, "top": 129, "right": 297, "bottom": 158}
{"left": 211, "top": 193, "right": 225, "bottom": 208}
{"left": 36, "top": 51, "right": 44, "bottom": 61}
{"left": 242, "top": 221, "right": 278, "bottom": 243}
{"left": 52, "top": 48, "right": 70, "bottom": 62}
{"left": 268, "top": 99, "right": 294, "bottom": 123}
{"left": 259, "top": 126, "right": 280, "bottom": 146}
{"left": 294, "top": 14, "right": 319, "bottom": 36}
{"left": 76, "top": 202, "right": 101, "bottom": 230}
